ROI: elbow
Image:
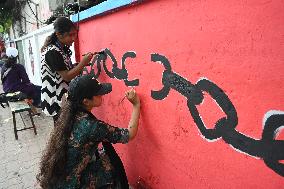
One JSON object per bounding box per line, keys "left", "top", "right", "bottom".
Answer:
{"left": 128, "top": 134, "right": 136, "bottom": 141}
{"left": 128, "top": 128, "right": 138, "bottom": 141}
{"left": 58, "top": 70, "right": 74, "bottom": 82}
{"left": 61, "top": 75, "right": 72, "bottom": 82}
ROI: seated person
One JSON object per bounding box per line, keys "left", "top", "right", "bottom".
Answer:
{"left": 1, "top": 47, "right": 41, "bottom": 109}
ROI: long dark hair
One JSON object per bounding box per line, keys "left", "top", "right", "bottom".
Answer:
{"left": 41, "top": 16, "right": 76, "bottom": 53}
{"left": 37, "top": 99, "right": 86, "bottom": 188}
{"left": 37, "top": 100, "right": 129, "bottom": 188}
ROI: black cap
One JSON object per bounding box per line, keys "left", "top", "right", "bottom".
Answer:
{"left": 69, "top": 75, "right": 112, "bottom": 102}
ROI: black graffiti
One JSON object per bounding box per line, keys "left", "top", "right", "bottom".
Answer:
{"left": 83, "top": 48, "right": 139, "bottom": 86}
{"left": 83, "top": 49, "right": 284, "bottom": 176}
{"left": 151, "top": 53, "right": 284, "bottom": 176}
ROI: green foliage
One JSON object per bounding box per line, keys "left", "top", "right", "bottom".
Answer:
{"left": 0, "top": 0, "right": 17, "bottom": 34}
{"left": 0, "top": 9, "right": 11, "bottom": 33}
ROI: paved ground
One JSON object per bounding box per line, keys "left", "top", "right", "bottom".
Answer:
{"left": 0, "top": 98, "right": 53, "bottom": 188}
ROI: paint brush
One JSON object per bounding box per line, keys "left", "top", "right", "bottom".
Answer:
{"left": 82, "top": 51, "right": 105, "bottom": 56}
{"left": 118, "top": 87, "right": 135, "bottom": 105}
{"left": 119, "top": 95, "right": 126, "bottom": 105}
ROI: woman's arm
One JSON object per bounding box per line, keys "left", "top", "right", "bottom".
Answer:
{"left": 57, "top": 53, "right": 93, "bottom": 81}
{"left": 85, "top": 89, "right": 140, "bottom": 144}
{"left": 125, "top": 89, "right": 141, "bottom": 141}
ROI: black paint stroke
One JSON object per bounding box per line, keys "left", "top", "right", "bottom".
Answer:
{"left": 150, "top": 53, "right": 284, "bottom": 176}
{"left": 262, "top": 113, "right": 284, "bottom": 176}
{"left": 84, "top": 50, "right": 284, "bottom": 176}
{"left": 84, "top": 53, "right": 103, "bottom": 78}
{"left": 84, "top": 49, "right": 139, "bottom": 86}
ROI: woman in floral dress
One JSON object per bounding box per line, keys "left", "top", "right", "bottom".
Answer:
{"left": 37, "top": 74, "right": 141, "bottom": 188}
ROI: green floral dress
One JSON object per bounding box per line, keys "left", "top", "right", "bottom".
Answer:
{"left": 57, "top": 111, "right": 129, "bottom": 189}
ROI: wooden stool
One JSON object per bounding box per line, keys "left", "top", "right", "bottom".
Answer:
{"left": 9, "top": 101, "right": 37, "bottom": 140}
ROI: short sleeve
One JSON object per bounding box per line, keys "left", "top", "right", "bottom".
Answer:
{"left": 45, "top": 49, "right": 67, "bottom": 72}
{"left": 89, "top": 120, "right": 129, "bottom": 144}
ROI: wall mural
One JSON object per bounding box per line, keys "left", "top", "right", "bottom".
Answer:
{"left": 83, "top": 48, "right": 284, "bottom": 177}
{"left": 28, "top": 40, "right": 35, "bottom": 75}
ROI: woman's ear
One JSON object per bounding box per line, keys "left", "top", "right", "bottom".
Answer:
{"left": 55, "top": 32, "right": 63, "bottom": 40}
{"left": 82, "top": 98, "right": 89, "bottom": 107}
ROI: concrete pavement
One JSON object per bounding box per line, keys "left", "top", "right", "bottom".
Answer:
{"left": 0, "top": 100, "right": 53, "bottom": 188}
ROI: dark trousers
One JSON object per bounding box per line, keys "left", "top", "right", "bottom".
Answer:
{"left": 21, "top": 84, "right": 41, "bottom": 107}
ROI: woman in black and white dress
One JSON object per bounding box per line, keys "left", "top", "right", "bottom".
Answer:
{"left": 40, "top": 17, "right": 93, "bottom": 122}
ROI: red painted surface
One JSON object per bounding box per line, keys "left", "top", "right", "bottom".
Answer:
{"left": 76, "top": 0, "right": 284, "bottom": 188}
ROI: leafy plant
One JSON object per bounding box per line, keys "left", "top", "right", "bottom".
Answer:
{"left": 0, "top": 0, "right": 23, "bottom": 34}
{"left": 0, "top": 4, "right": 12, "bottom": 33}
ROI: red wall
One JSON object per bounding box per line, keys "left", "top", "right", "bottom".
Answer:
{"left": 76, "top": 0, "right": 284, "bottom": 188}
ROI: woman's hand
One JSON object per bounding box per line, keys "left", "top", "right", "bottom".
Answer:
{"left": 81, "top": 52, "right": 93, "bottom": 66}
{"left": 58, "top": 52, "right": 94, "bottom": 81}
{"left": 125, "top": 88, "right": 140, "bottom": 106}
